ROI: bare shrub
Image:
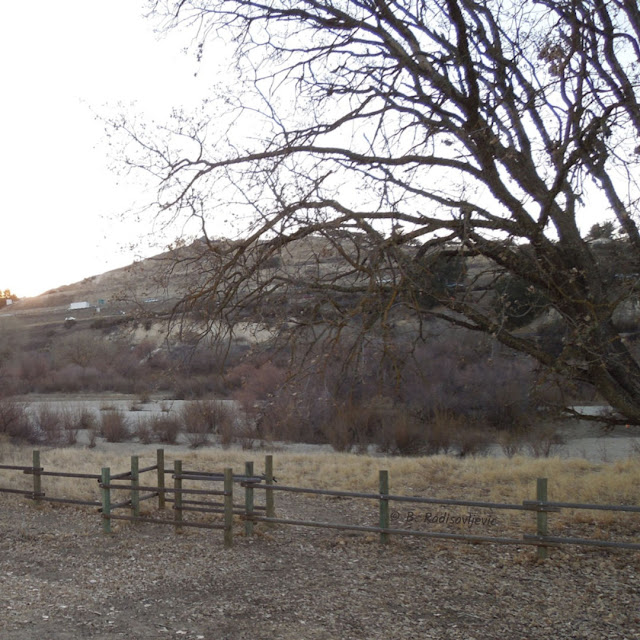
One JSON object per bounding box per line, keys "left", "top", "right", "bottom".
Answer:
{"left": 182, "top": 417, "right": 208, "bottom": 447}
{"left": 135, "top": 416, "right": 154, "bottom": 444}
{"left": 316, "top": 400, "right": 383, "bottom": 452}
{"left": 184, "top": 422, "right": 209, "bottom": 448}
{"left": 376, "top": 409, "right": 415, "bottom": 454}
{"left": 18, "top": 353, "right": 50, "bottom": 387}
{"left": 19, "top": 351, "right": 49, "bottom": 382}
{"left": 50, "top": 331, "right": 104, "bottom": 368}
{"left": 391, "top": 415, "right": 426, "bottom": 456}
{"left": 151, "top": 415, "right": 181, "bottom": 444}
{"left": 218, "top": 409, "right": 237, "bottom": 448}
{"left": 76, "top": 407, "right": 96, "bottom": 431}
{"left": 256, "top": 395, "right": 319, "bottom": 443}
{"left": 237, "top": 421, "right": 259, "bottom": 450}
{"left": 228, "top": 360, "right": 287, "bottom": 412}
{"left": 58, "top": 406, "right": 80, "bottom": 445}
{"left": 498, "top": 429, "right": 526, "bottom": 458}
{"left": 320, "top": 417, "right": 354, "bottom": 452}
{"left": 100, "top": 410, "right": 130, "bottom": 443}
{"left": 137, "top": 390, "right": 152, "bottom": 404}
{"left": 181, "top": 400, "right": 233, "bottom": 447}
{"left": 0, "top": 398, "right": 36, "bottom": 442}
{"left": 47, "top": 364, "right": 85, "bottom": 393}
{"left": 35, "top": 404, "right": 63, "bottom": 444}
{"left": 45, "top": 364, "right": 110, "bottom": 393}
{"left": 180, "top": 400, "right": 229, "bottom": 434}
{"left": 454, "top": 425, "right": 492, "bottom": 458}
{"left": 423, "top": 409, "right": 460, "bottom": 455}
{"left": 403, "top": 334, "right": 538, "bottom": 432}
{"left": 525, "top": 426, "right": 565, "bottom": 458}
{"left": 172, "top": 376, "right": 220, "bottom": 400}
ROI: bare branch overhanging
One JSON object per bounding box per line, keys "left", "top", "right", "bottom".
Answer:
{"left": 118, "top": 0, "right": 640, "bottom": 421}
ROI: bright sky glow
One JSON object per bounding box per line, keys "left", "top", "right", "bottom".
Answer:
{"left": 0, "top": 1, "right": 217, "bottom": 297}
{"left": 0, "top": 2, "right": 612, "bottom": 299}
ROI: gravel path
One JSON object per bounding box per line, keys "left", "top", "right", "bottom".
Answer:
{"left": 0, "top": 495, "right": 639, "bottom": 640}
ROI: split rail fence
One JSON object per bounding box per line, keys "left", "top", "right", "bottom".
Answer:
{"left": 0, "top": 450, "right": 639, "bottom": 559}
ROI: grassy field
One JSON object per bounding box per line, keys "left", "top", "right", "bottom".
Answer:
{"left": 1, "top": 440, "right": 639, "bottom": 539}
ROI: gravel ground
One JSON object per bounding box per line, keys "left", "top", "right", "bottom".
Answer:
{"left": 1, "top": 494, "right": 639, "bottom": 640}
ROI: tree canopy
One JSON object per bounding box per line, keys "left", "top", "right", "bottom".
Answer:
{"left": 113, "top": 0, "right": 640, "bottom": 423}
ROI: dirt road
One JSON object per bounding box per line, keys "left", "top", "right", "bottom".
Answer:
{"left": 0, "top": 495, "right": 638, "bottom": 640}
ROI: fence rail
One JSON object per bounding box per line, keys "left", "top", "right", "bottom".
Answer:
{"left": 0, "top": 450, "right": 638, "bottom": 558}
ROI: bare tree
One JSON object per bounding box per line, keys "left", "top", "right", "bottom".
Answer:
{"left": 111, "top": 0, "right": 640, "bottom": 422}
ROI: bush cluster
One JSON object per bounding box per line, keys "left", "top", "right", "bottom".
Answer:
{"left": 0, "top": 398, "right": 238, "bottom": 450}
{"left": 0, "top": 324, "right": 245, "bottom": 398}
{"left": 0, "top": 316, "right": 574, "bottom": 457}
{"left": 237, "top": 327, "right": 567, "bottom": 456}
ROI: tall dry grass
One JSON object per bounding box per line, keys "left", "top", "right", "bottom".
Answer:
{"left": 0, "top": 441, "right": 638, "bottom": 530}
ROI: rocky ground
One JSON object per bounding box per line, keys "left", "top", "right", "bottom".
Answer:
{"left": 0, "top": 493, "right": 638, "bottom": 640}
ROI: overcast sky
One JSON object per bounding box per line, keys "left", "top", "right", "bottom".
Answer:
{"left": 0, "top": 1, "right": 217, "bottom": 297}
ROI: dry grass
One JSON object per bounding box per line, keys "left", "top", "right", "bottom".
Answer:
{"left": 0, "top": 442, "right": 638, "bottom": 535}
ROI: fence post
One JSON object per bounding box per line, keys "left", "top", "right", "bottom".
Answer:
{"left": 131, "top": 455, "right": 140, "bottom": 520}
{"left": 244, "top": 461, "right": 254, "bottom": 537}
{"left": 157, "top": 448, "right": 165, "bottom": 510}
{"left": 536, "top": 477, "right": 549, "bottom": 560}
{"left": 379, "top": 470, "right": 390, "bottom": 544}
{"left": 174, "top": 460, "right": 183, "bottom": 532}
{"left": 101, "top": 467, "right": 111, "bottom": 534}
{"left": 32, "top": 450, "right": 42, "bottom": 503}
{"left": 224, "top": 467, "right": 233, "bottom": 548}
{"left": 265, "top": 454, "right": 275, "bottom": 525}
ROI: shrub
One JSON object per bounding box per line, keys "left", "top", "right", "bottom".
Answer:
{"left": 422, "top": 409, "right": 460, "bottom": 455}
{"left": 525, "top": 426, "right": 565, "bottom": 458}
{"left": 151, "top": 415, "right": 181, "bottom": 444}
{"left": 100, "top": 410, "right": 130, "bottom": 443}
{"left": 388, "top": 413, "right": 426, "bottom": 456}
{"left": 454, "top": 425, "right": 492, "bottom": 457}
{"left": 180, "top": 400, "right": 230, "bottom": 434}
{"left": 228, "top": 360, "right": 287, "bottom": 411}
{"left": 76, "top": 407, "right": 96, "bottom": 430}
{"left": 184, "top": 421, "right": 209, "bottom": 448}
{"left": 35, "top": 404, "right": 63, "bottom": 445}
{"left": 320, "top": 400, "right": 384, "bottom": 452}
{"left": 173, "top": 376, "right": 219, "bottom": 399}
{"left": 182, "top": 409, "right": 209, "bottom": 448}
{"left": 87, "top": 426, "right": 97, "bottom": 448}
{"left": 0, "top": 398, "right": 36, "bottom": 442}
{"left": 18, "top": 352, "right": 50, "bottom": 385}
{"left": 218, "top": 412, "right": 236, "bottom": 449}
{"left": 498, "top": 429, "right": 526, "bottom": 458}
{"left": 134, "top": 416, "right": 154, "bottom": 444}
{"left": 237, "top": 421, "right": 259, "bottom": 450}
{"left": 57, "top": 406, "right": 82, "bottom": 445}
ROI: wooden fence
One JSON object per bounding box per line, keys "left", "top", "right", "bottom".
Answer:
{"left": 0, "top": 450, "right": 639, "bottom": 559}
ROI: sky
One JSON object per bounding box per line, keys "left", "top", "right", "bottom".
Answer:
{"left": 0, "top": 1, "right": 218, "bottom": 297}
{"left": 0, "top": 3, "right": 615, "bottom": 299}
